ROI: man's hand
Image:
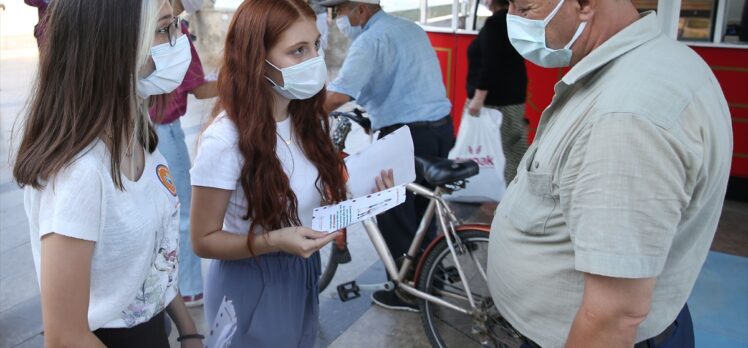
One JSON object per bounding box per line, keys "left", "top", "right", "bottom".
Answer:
{"left": 566, "top": 273, "right": 656, "bottom": 348}
{"left": 468, "top": 89, "right": 488, "bottom": 117}
{"left": 468, "top": 98, "right": 483, "bottom": 117}
{"left": 324, "top": 91, "right": 353, "bottom": 114}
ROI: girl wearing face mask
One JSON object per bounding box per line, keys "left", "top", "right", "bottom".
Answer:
{"left": 189, "top": 0, "right": 390, "bottom": 346}
{"left": 14, "top": 0, "right": 202, "bottom": 347}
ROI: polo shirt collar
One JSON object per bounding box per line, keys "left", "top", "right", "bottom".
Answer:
{"left": 363, "top": 9, "right": 385, "bottom": 31}
{"left": 562, "top": 11, "right": 661, "bottom": 85}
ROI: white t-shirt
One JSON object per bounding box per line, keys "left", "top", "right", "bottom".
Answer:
{"left": 190, "top": 113, "right": 322, "bottom": 235}
{"left": 25, "top": 141, "right": 179, "bottom": 330}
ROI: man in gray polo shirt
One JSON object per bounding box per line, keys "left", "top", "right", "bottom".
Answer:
{"left": 488, "top": 1, "right": 733, "bottom": 347}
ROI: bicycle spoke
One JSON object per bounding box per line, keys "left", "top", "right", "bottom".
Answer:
{"left": 467, "top": 245, "right": 489, "bottom": 283}
{"left": 431, "top": 280, "right": 488, "bottom": 304}
{"left": 432, "top": 311, "right": 483, "bottom": 344}
{"left": 421, "top": 232, "right": 513, "bottom": 347}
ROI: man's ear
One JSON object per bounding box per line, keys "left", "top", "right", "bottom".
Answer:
{"left": 577, "top": 0, "right": 596, "bottom": 22}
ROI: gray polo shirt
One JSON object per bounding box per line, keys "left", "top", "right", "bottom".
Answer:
{"left": 486, "top": 12, "right": 732, "bottom": 347}
{"left": 308, "top": 0, "right": 326, "bottom": 14}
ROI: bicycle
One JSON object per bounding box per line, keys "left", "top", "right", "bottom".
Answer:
{"left": 320, "top": 110, "right": 522, "bottom": 347}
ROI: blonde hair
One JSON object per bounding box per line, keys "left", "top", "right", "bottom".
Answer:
{"left": 130, "top": 0, "right": 166, "bottom": 173}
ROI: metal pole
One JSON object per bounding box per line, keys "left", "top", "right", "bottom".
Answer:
{"left": 421, "top": 0, "right": 428, "bottom": 24}
{"left": 452, "top": 0, "right": 460, "bottom": 31}
{"left": 712, "top": 0, "right": 728, "bottom": 44}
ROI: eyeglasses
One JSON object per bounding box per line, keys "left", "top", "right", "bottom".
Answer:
{"left": 156, "top": 16, "right": 181, "bottom": 47}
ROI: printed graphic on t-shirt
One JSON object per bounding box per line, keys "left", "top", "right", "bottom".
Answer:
{"left": 120, "top": 226, "right": 178, "bottom": 327}
{"left": 157, "top": 164, "right": 178, "bottom": 197}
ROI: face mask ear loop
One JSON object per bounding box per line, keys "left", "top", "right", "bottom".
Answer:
{"left": 543, "top": 0, "right": 566, "bottom": 25}
{"left": 564, "top": 21, "right": 587, "bottom": 50}
{"left": 264, "top": 60, "right": 284, "bottom": 88}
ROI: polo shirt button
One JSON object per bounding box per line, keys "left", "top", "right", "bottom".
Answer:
{"left": 534, "top": 162, "right": 540, "bottom": 169}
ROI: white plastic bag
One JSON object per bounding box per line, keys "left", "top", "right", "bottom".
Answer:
{"left": 445, "top": 106, "right": 506, "bottom": 202}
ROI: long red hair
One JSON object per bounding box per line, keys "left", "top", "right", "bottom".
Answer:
{"left": 216, "top": 0, "right": 347, "bottom": 234}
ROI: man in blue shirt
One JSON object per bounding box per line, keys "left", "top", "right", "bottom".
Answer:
{"left": 322, "top": 0, "right": 454, "bottom": 312}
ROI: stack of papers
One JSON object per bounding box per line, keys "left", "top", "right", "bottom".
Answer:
{"left": 204, "top": 297, "right": 238, "bottom": 348}
{"left": 343, "top": 126, "right": 416, "bottom": 198}
{"left": 311, "top": 126, "right": 416, "bottom": 233}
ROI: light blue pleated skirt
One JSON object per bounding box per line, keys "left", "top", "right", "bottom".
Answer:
{"left": 203, "top": 251, "right": 321, "bottom": 348}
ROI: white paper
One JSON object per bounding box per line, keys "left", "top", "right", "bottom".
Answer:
{"left": 312, "top": 185, "right": 407, "bottom": 232}
{"left": 345, "top": 126, "right": 416, "bottom": 198}
{"left": 212, "top": 0, "right": 243, "bottom": 10}
{"left": 204, "top": 297, "right": 238, "bottom": 348}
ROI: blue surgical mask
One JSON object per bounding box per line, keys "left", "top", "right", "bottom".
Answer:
{"left": 137, "top": 35, "right": 192, "bottom": 98}
{"left": 506, "top": 0, "right": 587, "bottom": 68}
{"left": 264, "top": 51, "right": 328, "bottom": 100}
{"left": 336, "top": 15, "right": 363, "bottom": 41}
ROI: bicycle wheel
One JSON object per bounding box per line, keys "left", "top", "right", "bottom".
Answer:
{"left": 319, "top": 238, "right": 352, "bottom": 293}
{"left": 417, "top": 229, "right": 517, "bottom": 348}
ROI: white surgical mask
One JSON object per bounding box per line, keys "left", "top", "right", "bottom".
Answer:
{"left": 336, "top": 16, "right": 363, "bottom": 41}
{"left": 506, "top": 0, "right": 587, "bottom": 68}
{"left": 265, "top": 53, "right": 327, "bottom": 100}
{"left": 138, "top": 35, "right": 192, "bottom": 98}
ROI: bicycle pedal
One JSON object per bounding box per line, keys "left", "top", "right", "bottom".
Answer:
{"left": 337, "top": 281, "right": 361, "bottom": 302}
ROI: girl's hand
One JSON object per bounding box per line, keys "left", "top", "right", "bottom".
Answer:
{"left": 180, "top": 338, "right": 203, "bottom": 348}
{"left": 374, "top": 169, "right": 395, "bottom": 192}
{"left": 269, "top": 227, "right": 339, "bottom": 258}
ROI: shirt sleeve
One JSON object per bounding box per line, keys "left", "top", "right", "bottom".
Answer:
{"left": 190, "top": 126, "right": 242, "bottom": 190}
{"left": 180, "top": 0, "right": 204, "bottom": 13}
{"left": 37, "top": 161, "right": 104, "bottom": 242}
{"left": 180, "top": 23, "right": 207, "bottom": 92}
{"left": 24, "top": 0, "right": 48, "bottom": 7}
{"left": 476, "top": 16, "right": 503, "bottom": 90}
{"left": 561, "top": 113, "right": 692, "bottom": 279}
{"left": 328, "top": 36, "right": 379, "bottom": 99}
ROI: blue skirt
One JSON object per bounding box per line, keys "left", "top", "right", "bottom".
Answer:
{"left": 204, "top": 251, "right": 321, "bottom": 348}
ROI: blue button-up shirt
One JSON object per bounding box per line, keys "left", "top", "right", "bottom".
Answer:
{"left": 328, "top": 11, "right": 452, "bottom": 130}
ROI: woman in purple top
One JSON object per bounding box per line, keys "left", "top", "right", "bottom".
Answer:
{"left": 149, "top": 20, "right": 218, "bottom": 307}
{"left": 24, "top": 0, "right": 49, "bottom": 44}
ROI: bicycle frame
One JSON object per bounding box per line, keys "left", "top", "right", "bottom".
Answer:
{"left": 361, "top": 182, "right": 483, "bottom": 316}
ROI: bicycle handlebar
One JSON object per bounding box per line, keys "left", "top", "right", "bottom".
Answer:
{"left": 330, "top": 109, "right": 372, "bottom": 134}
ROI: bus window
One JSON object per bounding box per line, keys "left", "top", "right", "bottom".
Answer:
{"left": 632, "top": 0, "right": 718, "bottom": 42}
{"left": 724, "top": 0, "right": 747, "bottom": 43}
{"left": 381, "top": 0, "right": 421, "bottom": 22}
{"left": 425, "top": 0, "right": 456, "bottom": 28}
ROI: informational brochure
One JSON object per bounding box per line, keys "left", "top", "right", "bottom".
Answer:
{"left": 344, "top": 126, "right": 416, "bottom": 198}
{"left": 312, "top": 185, "right": 407, "bottom": 233}
{"left": 204, "top": 296, "right": 237, "bottom": 348}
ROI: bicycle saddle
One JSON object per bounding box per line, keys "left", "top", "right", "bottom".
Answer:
{"left": 415, "top": 156, "right": 479, "bottom": 187}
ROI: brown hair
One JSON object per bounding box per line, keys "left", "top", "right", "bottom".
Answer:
{"left": 13, "top": 0, "right": 161, "bottom": 189}
{"left": 216, "top": 0, "right": 347, "bottom": 234}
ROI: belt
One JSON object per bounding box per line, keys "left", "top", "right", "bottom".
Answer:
{"left": 378, "top": 115, "right": 451, "bottom": 134}
{"left": 519, "top": 321, "right": 677, "bottom": 348}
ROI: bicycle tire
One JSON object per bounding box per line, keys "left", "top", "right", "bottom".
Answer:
{"left": 318, "top": 240, "right": 341, "bottom": 293}
{"left": 417, "top": 229, "right": 502, "bottom": 348}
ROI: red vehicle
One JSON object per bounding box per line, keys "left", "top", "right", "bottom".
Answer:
{"left": 382, "top": 0, "right": 747, "bottom": 179}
